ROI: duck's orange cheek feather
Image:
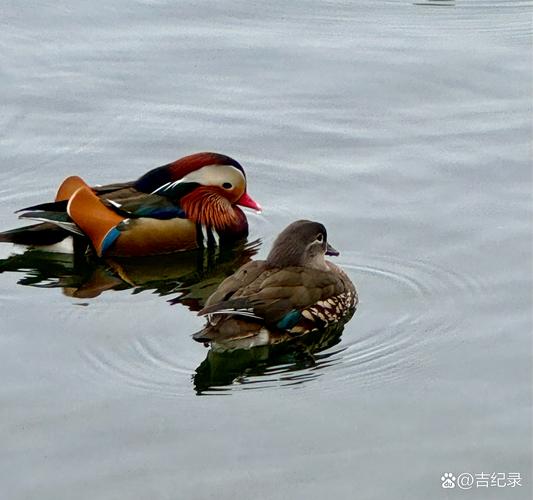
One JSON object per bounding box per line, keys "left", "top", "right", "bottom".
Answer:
{"left": 181, "top": 187, "right": 239, "bottom": 229}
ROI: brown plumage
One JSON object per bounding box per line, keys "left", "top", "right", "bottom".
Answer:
{"left": 193, "top": 220, "right": 357, "bottom": 350}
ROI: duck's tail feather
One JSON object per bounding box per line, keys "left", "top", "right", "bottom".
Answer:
{"left": 0, "top": 222, "right": 73, "bottom": 246}
{"left": 15, "top": 175, "right": 91, "bottom": 214}
{"left": 15, "top": 200, "right": 68, "bottom": 214}
{"left": 18, "top": 211, "right": 84, "bottom": 236}
{"left": 1, "top": 175, "right": 111, "bottom": 248}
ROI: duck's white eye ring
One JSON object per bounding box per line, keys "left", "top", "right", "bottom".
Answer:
{"left": 316, "top": 233, "right": 324, "bottom": 242}
{"left": 222, "top": 182, "right": 233, "bottom": 189}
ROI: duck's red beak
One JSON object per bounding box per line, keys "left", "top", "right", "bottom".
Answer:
{"left": 237, "top": 192, "right": 262, "bottom": 212}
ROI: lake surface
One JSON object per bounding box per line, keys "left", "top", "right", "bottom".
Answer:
{"left": 0, "top": 1, "right": 531, "bottom": 499}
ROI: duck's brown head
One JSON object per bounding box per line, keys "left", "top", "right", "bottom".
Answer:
{"left": 266, "top": 220, "right": 339, "bottom": 270}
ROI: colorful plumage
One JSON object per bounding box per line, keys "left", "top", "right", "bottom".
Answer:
{"left": 193, "top": 220, "right": 357, "bottom": 350}
{"left": 0, "top": 152, "right": 261, "bottom": 257}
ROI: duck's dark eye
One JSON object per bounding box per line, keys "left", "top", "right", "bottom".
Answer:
{"left": 222, "top": 182, "right": 232, "bottom": 189}
{"left": 316, "top": 233, "right": 324, "bottom": 242}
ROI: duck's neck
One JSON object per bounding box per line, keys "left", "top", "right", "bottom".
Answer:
{"left": 267, "top": 246, "right": 329, "bottom": 270}
{"left": 305, "top": 254, "right": 330, "bottom": 271}
{"left": 181, "top": 187, "right": 240, "bottom": 230}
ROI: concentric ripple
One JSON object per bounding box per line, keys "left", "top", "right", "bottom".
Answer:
{"left": 80, "top": 250, "right": 483, "bottom": 396}
{"left": 82, "top": 335, "right": 196, "bottom": 399}
{"left": 328, "top": 252, "right": 483, "bottom": 389}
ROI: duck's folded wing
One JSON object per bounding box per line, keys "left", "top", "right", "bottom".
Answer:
{"left": 16, "top": 178, "right": 185, "bottom": 222}
{"left": 200, "top": 261, "right": 268, "bottom": 310}
{"left": 99, "top": 191, "right": 186, "bottom": 219}
{"left": 199, "top": 267, "right": 347, "bottom": 326}
{"left": 16, "top": 192, "right": 185, "bottom": 243}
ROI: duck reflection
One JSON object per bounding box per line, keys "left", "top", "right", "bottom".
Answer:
{"left": 193, "top": 317, "right": 352, "bottom": 394}
{"left": 0, "top": 237, "right": 355, "bottom": 396}
{"left": 0, "top": 240, "right": 260, "bottom": 307}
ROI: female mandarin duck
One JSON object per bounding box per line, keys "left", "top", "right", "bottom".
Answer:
{"left": 194, "top": 220, "right": 357, "bottom": 350}
{"left": 0, "top": 152, "right": 261, "bottom": 256}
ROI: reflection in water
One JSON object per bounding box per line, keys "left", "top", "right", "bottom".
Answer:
{"left": 0, "top": 239, "right": 359, "bottom": 394}
{"left": 193, "top": 317, "right": 352, "bottom": 395}
{"left": 0, "top": 243, "right": 481, "bottom": 396}
{"left": 72, "top": 248, "right": 484, "bottom": 396}
{"left": 0, "top": 240, "right": 260, "bottom": 308}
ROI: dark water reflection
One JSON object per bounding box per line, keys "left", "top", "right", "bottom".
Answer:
{"left": 194, "top": 322, "right": 348, "bottom": 395}
{"left": 0, "top": 241, "right": 361, "bottom": 396}
{"left": 0, "top": 241, "right": 260, "bottom": 304}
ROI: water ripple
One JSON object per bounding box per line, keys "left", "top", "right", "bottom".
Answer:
{"left": 79, "top": 251, "right": 483, "bottom": 396}
{"left": 327, "top": 252, "right": 483, "bottom": 389}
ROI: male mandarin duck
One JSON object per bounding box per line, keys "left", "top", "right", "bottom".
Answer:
{"left": 193, "top": 220, "right": 357, "bottom": 350}
{"left": 0, "top": 152, "right": 261, "bottom": 257}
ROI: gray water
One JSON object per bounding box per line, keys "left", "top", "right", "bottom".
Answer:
{"left": 0, "top": 1, "right": 531, "bottom": 499}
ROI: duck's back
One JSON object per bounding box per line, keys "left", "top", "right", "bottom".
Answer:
{"left": 195, "top": 260, "right": 357, "bottom": 345}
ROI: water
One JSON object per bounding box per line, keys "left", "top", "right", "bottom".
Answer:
{"left": 0, "top": 1, "right": 531, "bottom": 499}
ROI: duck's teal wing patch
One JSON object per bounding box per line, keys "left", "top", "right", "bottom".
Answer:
{"left": 276, "top": 309, "right": 302, "bottom": 330}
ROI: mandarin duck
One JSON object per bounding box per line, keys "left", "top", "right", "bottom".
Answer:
{"left": 0, "top": 152, "right": 261, "bottom": 257}
{"left": 193, "top": 220, "right": 357, "bottom": 350}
